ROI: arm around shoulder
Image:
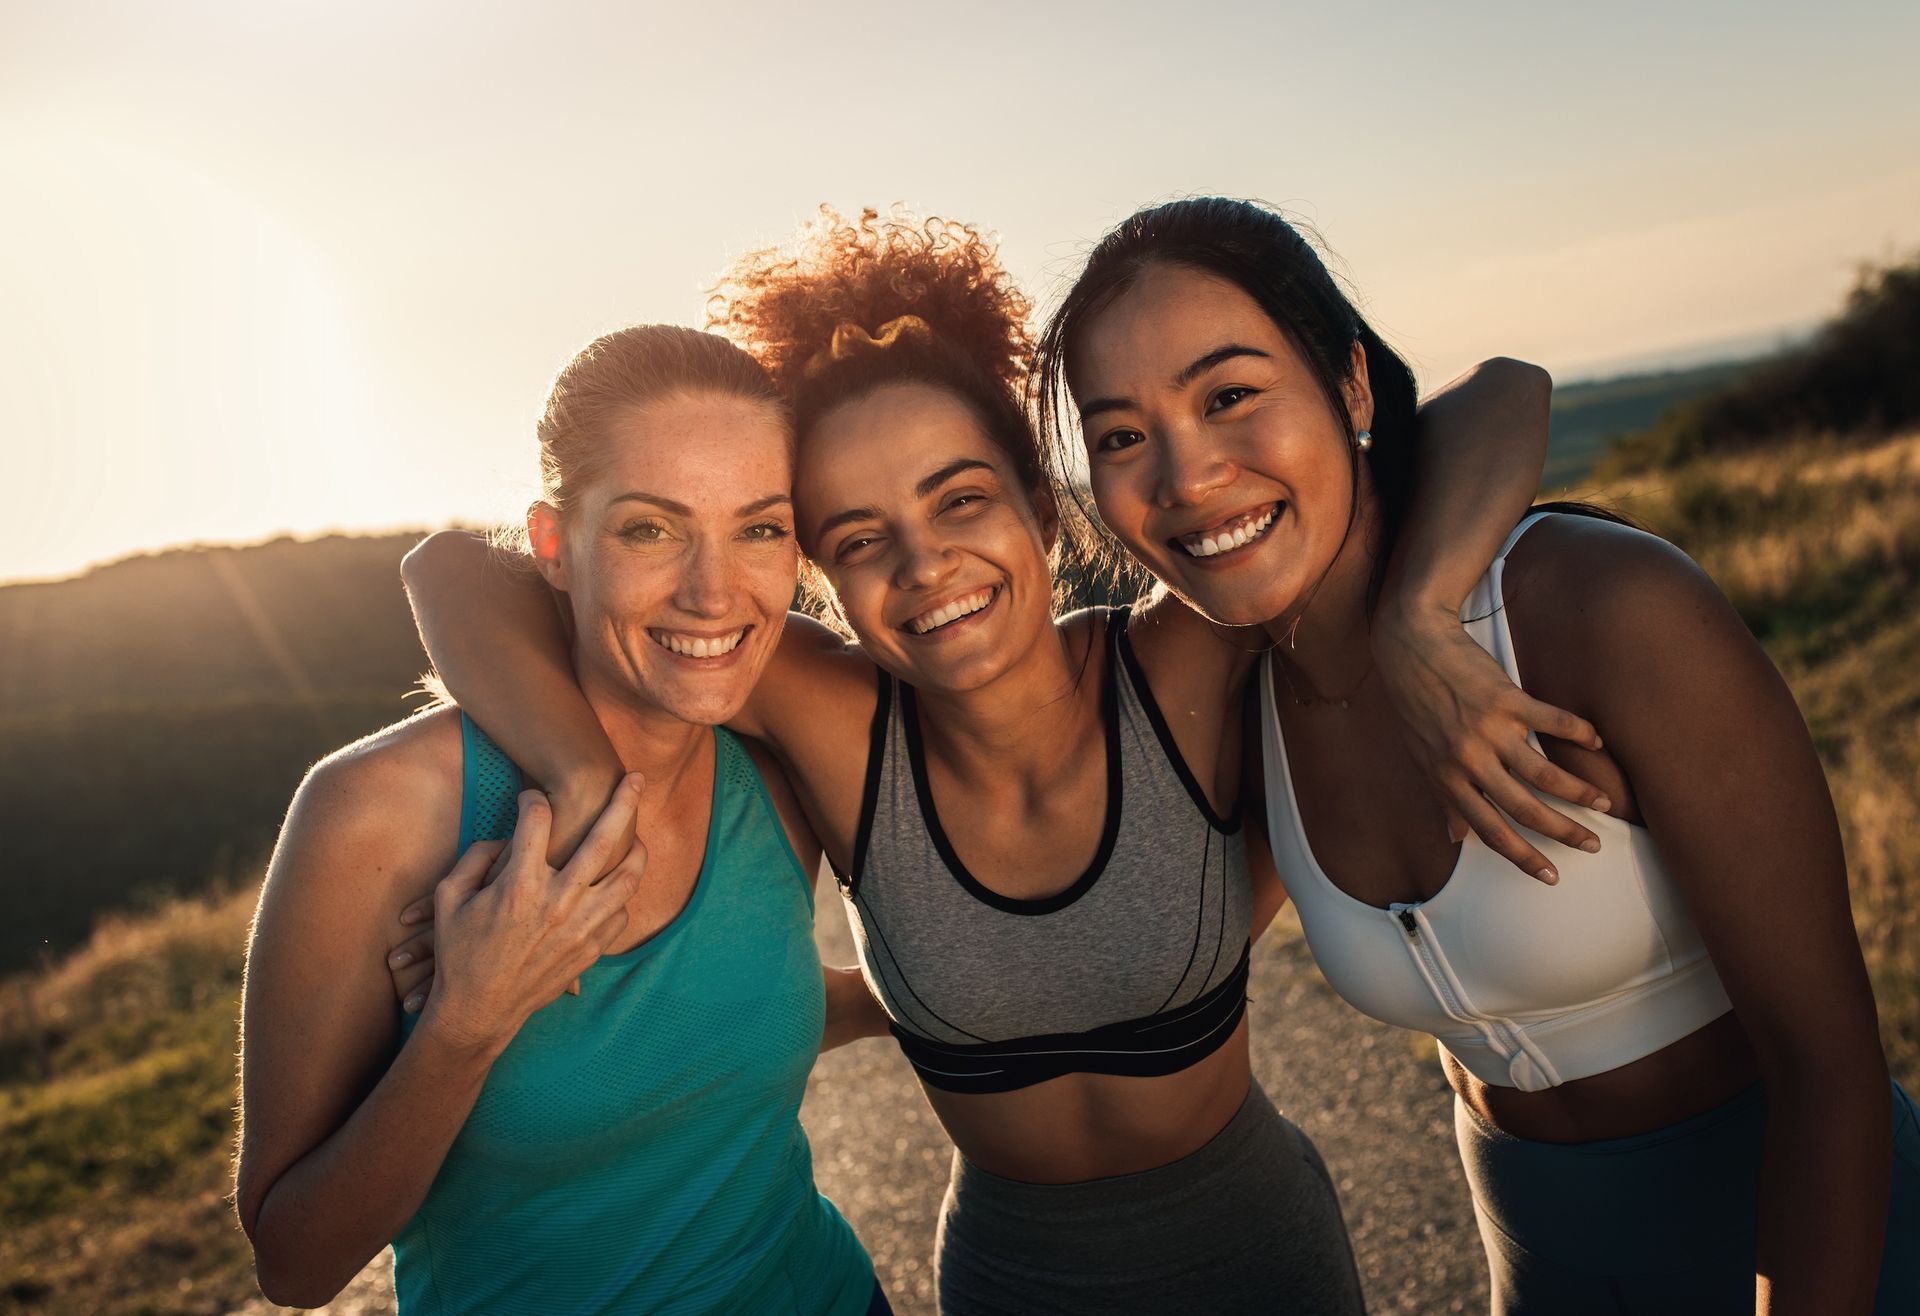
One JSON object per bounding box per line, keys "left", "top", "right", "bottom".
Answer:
{"left": 731, "top": 611, "right": 875, "bottom": 744}
{"left": 402, "top": 529, "right": 624, "bottom": 866}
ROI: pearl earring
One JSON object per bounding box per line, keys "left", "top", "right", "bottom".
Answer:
{"left": 1355, "top": 429, "right": 1374, "bottom": 453}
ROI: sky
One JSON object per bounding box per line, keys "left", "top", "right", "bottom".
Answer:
{"left": 3, "top": 0, "right": 1917, "bottom": 583}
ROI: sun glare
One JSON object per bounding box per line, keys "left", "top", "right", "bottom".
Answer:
{"left": 0, "top": 131, "right": 384, "bottom": 582}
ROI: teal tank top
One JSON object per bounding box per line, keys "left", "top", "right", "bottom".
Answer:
{"left": 391, "top": 715, "right": 874, "bottom": 1314}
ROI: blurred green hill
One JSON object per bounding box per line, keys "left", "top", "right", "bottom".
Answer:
{"left": 1545, "top": 357, "right": 1762, "bottom": 488}
{"left": 0, "top": 533, "right": 434, "bottom": 975}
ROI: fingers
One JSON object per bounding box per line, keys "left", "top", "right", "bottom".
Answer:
{"left": 591, "top": 834, "right": 648, "bottom": 890}
{"left": 387, "top": 928, "right": 437, "bottom": 1007}
{"left": 1478, "top": 769, "right": 1600, "bottom": 856}
{"left": 392, "top": 956, "right": 436, "bottom": 1004}
{"left": 387, "top": 929, "right": 436, "bottom": 973}
{"left": 538, "top": 909, "right": 629, "bottom": 1008}
{"left": 482, "top": 839, "right": 515, "bottom": 890}
{"left": 589, "top": 905, "right": 631, "bottom": 953}
{"left": 559, "top": 903, "right": 633, "bottom": 1000}
{"left": 1509, "top": 748, "right": 1613, "bottom": 816}
{"left": 579, "top": 844, "right": 645, "bottom": 924}
{"left": 398, "top": 893, "right": 435, "bottom": 927}
{"left": 1448, "top": 784, "right": 1558, "bottom": 884}
{"left": 543, "top": 773, "right": 627, "bottom": 869}
{"left": 1517, "top": 693, "right": 1603, "bottom": 752}
{"left": 1441, "top": 801, "right": 1470, "bottom": 847}
{"left": 505, "top": 791, "right": 555, "bottom": 877}
{"left": 557, "top": 774, "right": 645, "bottom": 887}
{"left": 431, "top": 839, "right": 506, "bottom": 922}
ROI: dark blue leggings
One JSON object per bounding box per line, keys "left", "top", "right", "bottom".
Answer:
{"left": 1455, "top": 1078, "right": 1920, "bottom": 1314}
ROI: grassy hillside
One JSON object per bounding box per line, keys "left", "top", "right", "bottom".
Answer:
{"left": 1, "top": 888, "right": 258, "bottom": 1314}
{"left": 0, "top": 534, "right": 433, "bottom": 974}
{"left": 1545, "top": 358, "right": 1760, "bottom": 488}
{"left": 1600, "top": 256, "right": 1920, "bottom": 474}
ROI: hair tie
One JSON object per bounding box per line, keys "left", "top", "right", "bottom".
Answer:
{"left": 803, "top": 314, "right": 933, "bottom": 379}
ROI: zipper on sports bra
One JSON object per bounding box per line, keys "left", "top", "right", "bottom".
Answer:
{"left": 1390, "top": 903, "right": 1477, "bottom": 1026}
{"left": 1388, "top": 903, "right": 1539, "bottom": 1079}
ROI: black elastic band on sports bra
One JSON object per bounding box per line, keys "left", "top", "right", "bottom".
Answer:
{"left": 890, "top": 942, "right": 1252, "bottom": 1094}
{"left": 899, "top": 619, "right": 1124, "bottom": 917}
{"left": 1110, "top": 610, "right": 1243, "bottom": 834}
{"left": 838, "top": 668, "right": 895, "bottom": 897}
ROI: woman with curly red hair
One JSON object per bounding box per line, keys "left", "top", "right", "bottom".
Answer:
{"left": 399, "top": 207, "right": 1594, "bottom": 1311}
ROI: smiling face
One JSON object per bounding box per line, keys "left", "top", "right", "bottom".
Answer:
{"left": 796, "top": 381, "right": 1058, "bottom": 694}
{"left": 532, "top": 390, "right": 798, "bottom": 727}
{"left": 1068, "top": 262, "right": 1373, "bottom": 628}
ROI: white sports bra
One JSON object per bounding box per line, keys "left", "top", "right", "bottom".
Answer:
{"left": 1259, "top": 512, "right": 1733, "bottom": 1092}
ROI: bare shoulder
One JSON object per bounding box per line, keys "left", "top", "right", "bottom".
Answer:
{"left": 273, "top": 705, "right": 468, "bottom": 917}
{"left": 1501, "top": 512, "right": 1730, "bottom": 645}
{"left": 1498, "top": 512, "right": 1762, "bottom": 726}
{"left": 1118, "top": 587, "right": 1257, "bottom": 705}
{"left": 299, "top": 704, "right": 465, "bottom": 834}
{"left": 1053, "top": 603, "right": 1104, "bottom": 647}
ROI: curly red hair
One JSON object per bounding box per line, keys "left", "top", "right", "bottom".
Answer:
{"left": 707, "top": 206, "right": 1033, "bottom": 402}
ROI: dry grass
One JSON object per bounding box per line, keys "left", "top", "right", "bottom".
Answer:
{"left": 1, "top": 886, "right": 261, "bottom": 1315}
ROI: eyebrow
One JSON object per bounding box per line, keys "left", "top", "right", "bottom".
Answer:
{"left": 812, "top": 458, "right": 998, "bottom": 542}
{"left": 914, "top": 457, "right": 996, "bottom": 498}
{"left": 609, "top": 491, "right": 792, "bottom": 518}
{"left": 1077, "top": 343, "right": 1275, "bottom": 424}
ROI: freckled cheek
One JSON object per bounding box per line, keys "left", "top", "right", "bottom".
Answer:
{"left": 746, "top": 557, "right": 799, "bottom": 618}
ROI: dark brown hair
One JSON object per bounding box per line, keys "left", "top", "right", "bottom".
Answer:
{"left": 1036, "top": 197, "right": 1421, "bottom": 602}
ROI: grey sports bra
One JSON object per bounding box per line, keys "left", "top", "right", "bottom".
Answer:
{"left": 840, "top": 609, "right": 1252, "bottom": 1093}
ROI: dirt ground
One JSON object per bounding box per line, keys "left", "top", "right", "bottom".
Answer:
{"left": 242, "top": 899, "right": 1489, "bottom": 1315}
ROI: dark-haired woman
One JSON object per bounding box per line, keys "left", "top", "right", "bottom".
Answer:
{"left": 399, "top": 210, "right": 1596, "bottom": 1312}
{"left": 1041, "top": 196, "right": 1920, "bottom": 1313}
{"left": 236, "top": 325, "right": 880, "bottom": 1314}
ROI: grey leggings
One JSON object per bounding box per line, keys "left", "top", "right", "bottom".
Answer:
{"left": 1456, "top": 1078, "right": 1920, "bottom": 1314}
{"left": 933, "top": 1082, "right": 1364, "bottom": 1315}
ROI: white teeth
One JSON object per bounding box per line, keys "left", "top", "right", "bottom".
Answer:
{"left": 906, "top": 587, "right": 995, "bottom": 635}
{"left": 652, "top": 628, "right": 745, "bottom": 658}
{"left": 1179, "top": 506, "right": 1277, "bottom": 559}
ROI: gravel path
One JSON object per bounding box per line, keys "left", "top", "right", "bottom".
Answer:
{"left": 244, "top": 902, "right": 1489, "bottom": 1315}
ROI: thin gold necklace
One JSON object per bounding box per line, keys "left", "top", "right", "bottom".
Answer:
{"left": 1273, "top": 650, "right": 1375, "bottom": 710}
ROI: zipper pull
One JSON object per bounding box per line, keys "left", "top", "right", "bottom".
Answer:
{"left": 1396, "top": 908, "right": 1419, "bottom": 937}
